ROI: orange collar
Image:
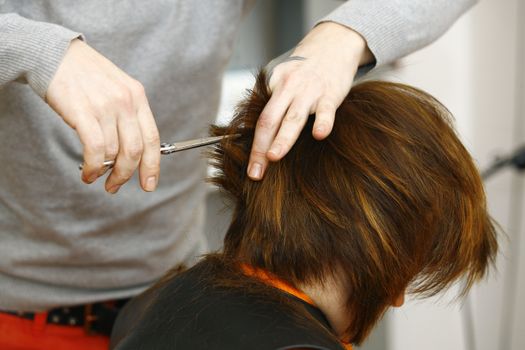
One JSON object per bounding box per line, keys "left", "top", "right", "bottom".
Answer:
{"left": 240, "top": 264, "right": 353, "bottom": 350}
{"left": 240, "top": 263, "right": 315, "bottom": 306}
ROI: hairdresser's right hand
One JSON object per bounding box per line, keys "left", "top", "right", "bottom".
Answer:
{"left": 46, "top": 39, "right": 160, "bottom": 194}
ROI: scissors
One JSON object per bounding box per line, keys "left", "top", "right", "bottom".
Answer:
{"left": 78, "top": 133, "right": 241, "bottom": 170}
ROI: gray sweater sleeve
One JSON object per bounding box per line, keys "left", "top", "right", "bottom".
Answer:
{"left": 319, "top": 0, "right": 477, "bottom": 68}
{"left": 0, "top": 13, "right": 82, "bottom": 98}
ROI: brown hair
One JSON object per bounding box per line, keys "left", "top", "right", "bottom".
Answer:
{"left": 208, "top": 72, "right": 497, "bottom": 344}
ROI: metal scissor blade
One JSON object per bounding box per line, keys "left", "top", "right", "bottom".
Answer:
{"left": 160, "top": 134, "right": 240, "bottom": 154}
{"left": 78, "top": 133, "right": 240, "bottom": 170}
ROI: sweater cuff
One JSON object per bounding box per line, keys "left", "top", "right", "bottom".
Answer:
{"left": 317, "top": 0, "right": 475, "bottom": 69}
{"left": 0, "top": 13, "right": 83, "bottom": 98}
{"left": 317, "top": 1, "right": 406, "bottom": 69}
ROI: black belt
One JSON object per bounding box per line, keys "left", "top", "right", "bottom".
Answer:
{"left": 1, "top": 298, "right": 130, "bottom": 336}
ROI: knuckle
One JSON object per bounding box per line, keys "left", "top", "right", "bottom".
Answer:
{"left": 284, "top": 110, "right": 302, "bottom": 122}
{"left": 272, "top": 63, "right": 285, "bottom": 76}
{"left": 250, "top": 149, "right": 267, "bottom": 158}
{"left": 142, "top": 161, "right": 160, "bottom": 174}
{"left": 144, "top": 132, "right": 160, "bottom": 147}
{"left": 274, "top": 137, "right": 291, "bottom": 149}
{"left": 129, "top": 79, "right": 146, "bottom": 98}
{"left": 269, "top": 65, "right": 284, "bottom": 82}
{"left": 112, "top": 86, "right": 133, "bottom": 107}
{"left": 257, "top": 113, "right": 276, "bottom": 130}
{"left": 279, "top": 73, "right": 294, "bottom": 89}
{"left": 92, "top": 96, "right": 112, "bottom": 112}
{"left": 316, "top": 108, "right": 331, "bottom": 119}
{"left": 87, "top": 139, "right": 105, "bottom": 154}
{"left": 110, "top": 168, "right": 131, "bottom": 184}
{"left": 317, "top": 105, "right": 334, "bottom": 115}
{"left": 123, "top": 142, "right": 143, "bottom": 159}
{"left": 317, "top": 99, "right": 336, "bottom": 114}
{"left": 106, "top": 144, "right": 119, "bottom": 158}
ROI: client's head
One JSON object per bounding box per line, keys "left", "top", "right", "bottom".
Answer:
{"left": 209, "top": 72, "right": 497, "bottom": 344}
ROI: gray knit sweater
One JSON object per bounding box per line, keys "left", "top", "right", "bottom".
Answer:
{"left": 0, "top": 0, "right": 475, "bottom": 311}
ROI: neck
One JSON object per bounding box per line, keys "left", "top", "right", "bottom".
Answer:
{"left": 299, "top": 277, "right": 350, "bottom": 340}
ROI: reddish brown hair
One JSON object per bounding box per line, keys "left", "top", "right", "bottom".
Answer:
{"left": 208, "top": 72, "right": 497, "bottom": 344}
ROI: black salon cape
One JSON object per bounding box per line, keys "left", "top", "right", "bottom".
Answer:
{"left": 110, "top": 261, "right": 345, "bottom": 350}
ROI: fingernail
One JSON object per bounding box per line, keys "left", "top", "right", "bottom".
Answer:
{"left": 88, "top": 173, "right": 98, "bottom": 183}
{"left": 108, "top": 184, "right": 121, "bottom": 194}
{"left": 314, "top": 126, "right": 325, "bottom": 135}
{"left": 145, "top": 176, "right": 157, "bottom": 192}
{"left": 248, "top": 162, "right": 262, "bottom": 180}
{"left": 268, "top": 144, "right": 282, "bottom": 158}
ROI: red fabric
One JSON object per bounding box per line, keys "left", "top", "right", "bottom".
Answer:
{"left": 0, "top": 312, "right": 109, "bottom": 350}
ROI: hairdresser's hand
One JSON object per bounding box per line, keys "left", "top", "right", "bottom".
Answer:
{"left": 248, "top": 22, "right": 373, "bottom": 180}
{"left": 46, "top": 39, "right": 160, "bottom": 194}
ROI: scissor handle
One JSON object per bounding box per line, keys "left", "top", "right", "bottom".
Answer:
{"left": 78, "top": 160, "right": 115, "bottom": 171}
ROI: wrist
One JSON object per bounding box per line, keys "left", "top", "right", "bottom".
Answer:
{"left": 1, "top": 14, "right": 83, "bottom": 99}
{"left": 336, "top": 23, "right": 374, "bottom": 67}
{"left": 298, "top": 21, "right": 374, "bottom": 68}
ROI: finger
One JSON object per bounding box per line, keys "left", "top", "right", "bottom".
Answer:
{"left": 76, "top": 114, "right": 105, "bottom": 184}
{"left": 267, "top": 98, "right": 311, "bottom": 161}
{"left": 99, "top": 115, "right": 119, "bottom": 160}
{"left": 105, "top": 111, "right": 143, "bottom": 194}
{"left": 247, "top": 88, "right": 294, "bottom": 180}
{"left": 312, "top": 96, "right": 337, "bottom": 140}
{"left": 136, "top": 100, "right": 160, "bottom": 192}
{"left": 98, "top": 115, "right": 119, "bottom": 176}
{"left": 96, "top": 116, "right": 118, "bottom": 178}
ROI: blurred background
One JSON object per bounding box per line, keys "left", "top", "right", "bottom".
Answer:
{"left": 205, "top": 0, "right": 525, "bottom": 349}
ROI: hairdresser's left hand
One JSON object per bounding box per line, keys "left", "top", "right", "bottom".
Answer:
{"left": 247, "top": 22, "right": 374, "bottom": 180}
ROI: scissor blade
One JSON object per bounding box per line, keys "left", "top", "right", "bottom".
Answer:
{"left": 161, "top": 134, "right": 240, "bottom": 154}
